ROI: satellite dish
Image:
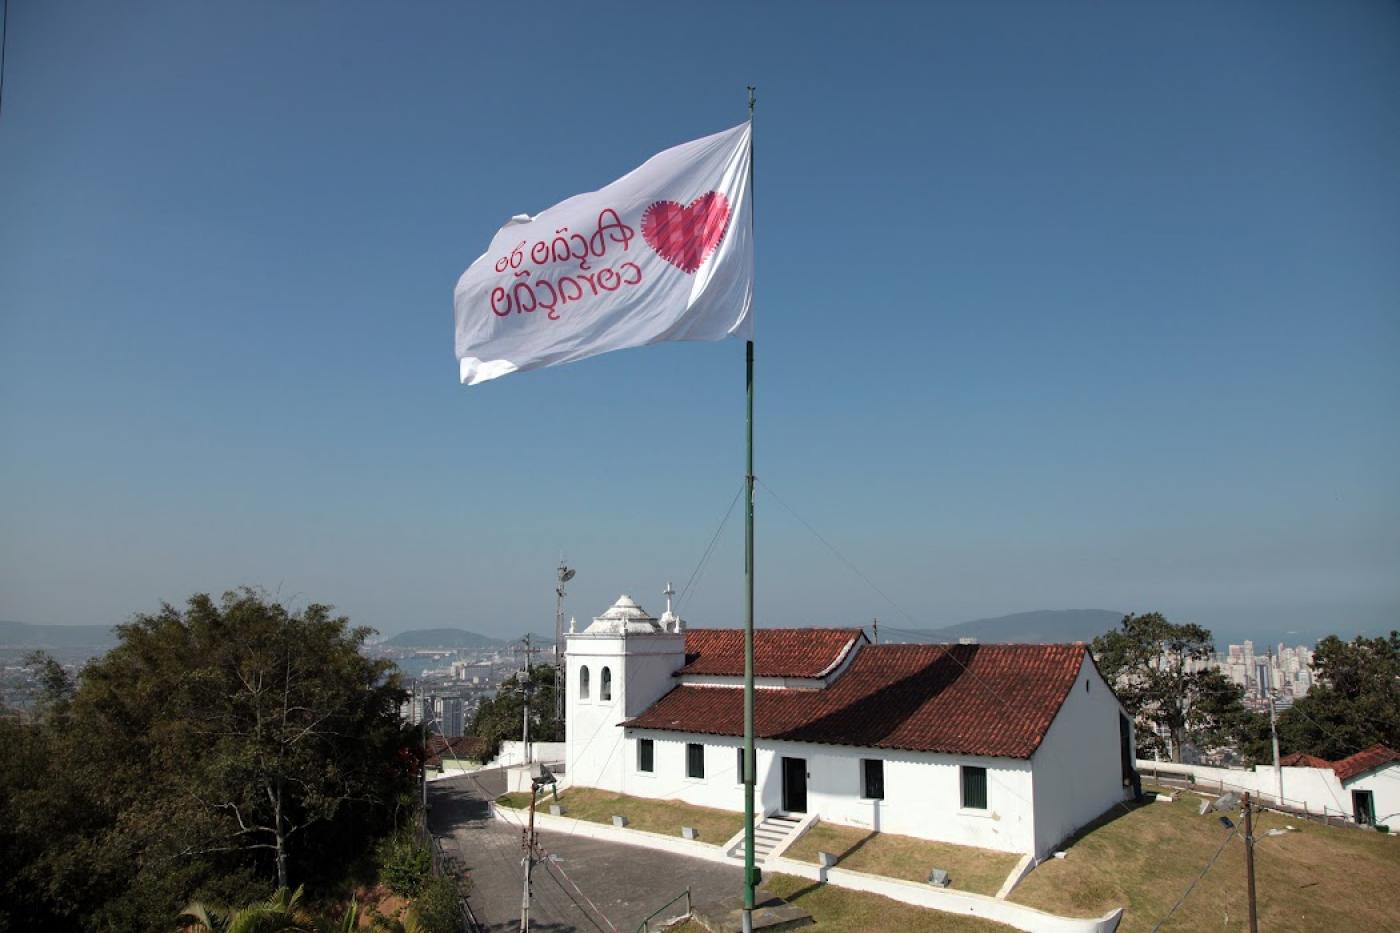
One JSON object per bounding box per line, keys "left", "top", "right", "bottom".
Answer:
{"left": 561, "top": 568, "right": 576, "bottom": 582}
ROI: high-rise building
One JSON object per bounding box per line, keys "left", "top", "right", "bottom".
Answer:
{"left": 435, "top": 696, "right": 465, "bottom": 737}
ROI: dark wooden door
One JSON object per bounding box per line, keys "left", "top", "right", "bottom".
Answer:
{"left": 1352, "top": 790, "right": 1375, "bottom": 825}
{"left": 782, "top": 756, "right": 807, "bottom": 813}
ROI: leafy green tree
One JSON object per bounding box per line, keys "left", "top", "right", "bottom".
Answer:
{"left": 1091, "top": 612, "right": 1265, "bottom": 762}
{"left": 22, "top": 650, "right": 75, "bottom": 717}
{"left": 0, "top": 589, "right": 418, "bottom": 933}
{"left": 468, "top": 664, "right": 561, "bottom": 763}
{"left": 1278, "top": 631, "right": 1400, "bottom": 760}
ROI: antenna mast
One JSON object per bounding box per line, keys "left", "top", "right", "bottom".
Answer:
{"left": 554, "top": 560, "right": 575, "bottom": 722}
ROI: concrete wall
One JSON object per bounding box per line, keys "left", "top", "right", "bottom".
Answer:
{"left": 616, "top": 728, "right": 1037, "bottom": 854}
{"left": 765, "top": 856, "right": 1124, "bottom": 933}
{"left": 489, "top": 740, "right": 566, "bottom": 769}
{"left": 1031, "top": 655, "right": 1133, "bottom": 856}
{"left": 1135, "top": 759, "right": 1354, "bottom": 817}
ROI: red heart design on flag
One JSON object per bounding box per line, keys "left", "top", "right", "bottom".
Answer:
{"left": 641, "top": 192, "right": 732, "bottom": 274}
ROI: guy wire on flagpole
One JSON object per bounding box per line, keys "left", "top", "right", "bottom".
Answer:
{"left": 741, "top": 83, "right": 759, "bottom": 933}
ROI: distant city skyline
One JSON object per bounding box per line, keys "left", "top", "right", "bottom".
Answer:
{"left": 2, "top": 2, "right": 1397, "bottom": 644}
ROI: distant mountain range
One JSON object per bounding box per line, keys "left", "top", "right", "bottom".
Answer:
{"left": 381, "top": 628, "right": 555, "bottom": 650}
{"left": 382, "top": 628, "right": 502, "bottom": 649}
{"left": 0, "top": 620, "right": 119, "bottom": 649}
{"left": 5, "top": 608, "right": 1381, "bottom": 656}
{"left": 896, "top": 609, "right": 1125, "bottom": 645}
{"left": 379, "top": 611, "right": 1127, "bottom": 650}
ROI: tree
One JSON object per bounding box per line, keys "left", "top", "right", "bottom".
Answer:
{"left": 1091, "top": 612, "right": 1265, "bottom": 762}
{"left": 179, "top": 885, "right": 316, "bottom": 933}
{"left": 22, "top": 650, "right": 75, "bottom": 718}
{"left": 1278, "top": 631, "right": 1400, "bottom": 760}
{"left": 85, "top": 589, "right": 411, "bottom": 889}
{"left": 468, "top": 664, "right": 560, "bottom": 764}
{"left": 0, "top": 589, "right": 418, "bottom": 933}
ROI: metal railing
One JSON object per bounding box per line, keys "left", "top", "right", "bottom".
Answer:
{"left": 635, "top": 887, "right": 691, "bottom": 933}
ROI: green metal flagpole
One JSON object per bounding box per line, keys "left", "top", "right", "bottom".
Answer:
{"left": 742, "top": 84, "right": 758, "bottom": 933}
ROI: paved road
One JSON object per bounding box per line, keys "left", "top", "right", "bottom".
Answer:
{"left": 429, "top": 770, "right": 743, "bottom": 933}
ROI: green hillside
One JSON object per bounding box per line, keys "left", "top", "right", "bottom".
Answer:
{"left": 1012, "top": 787, "right": 1400, "bottom": 932}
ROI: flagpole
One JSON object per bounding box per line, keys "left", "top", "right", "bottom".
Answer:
{"left": 742, "top": 84, "right": 758, "bottom": 933}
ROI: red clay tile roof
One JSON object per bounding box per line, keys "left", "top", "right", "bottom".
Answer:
{"left": 426, "top": 735, "right": 485, "bottom": 768}
{"left": 1330, "top": 744, "right": 1399, "bottom": 782}
{"left": 1279, "top": 751, "right": 1333, "bottom": 770}
{"left": 628, "top": 642, "right": 1089, "bottom": 759}
{"left": 678, "top": 628, "right": 866, "bottom": 679}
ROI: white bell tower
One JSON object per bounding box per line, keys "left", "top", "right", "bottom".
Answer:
{"left": 565, "top": 591, "right": 686, "bottom": 792}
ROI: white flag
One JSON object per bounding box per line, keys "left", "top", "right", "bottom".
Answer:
{"left": 453, "top": 123, "right": 753, "bottom": 385}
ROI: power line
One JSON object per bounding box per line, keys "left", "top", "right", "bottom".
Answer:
{"left": 1148, "top": 825, "right": 1238, "bottom": 933}
{"left": 542, "top": 856, "right": 619, "bottom": 933}
{"left": 678, "top": 480, "right": 744, "bottom": 608}
{"left": 756, "top": 478, "right": 1148, "bottom": 819}
{"left": 757, "top": 479, "right": 910, "bottom": 619}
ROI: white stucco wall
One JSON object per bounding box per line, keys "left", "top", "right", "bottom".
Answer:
{"left": 618, "top": 728, "right": 1037, "bottom": 854}
{"left": 1141, "top": 759, "right": 1398, "bottom": 826}
{"left": 489, "top": 740, "right": 566, "bottom": 769}
{"left": 1346, "top": 765, "right": 1400, "bottom": 826}
{"left": 1030, "top": 654, "right": 1133, "bottom": 856}
{"left": 566, "top": 635, "right": 1129, "bottom": 856}
{"left": 1136, "top": 759, "right": 1355, "bottom": 818}
{"left": 565, "top": 630, "right": 684, "bottom": 791}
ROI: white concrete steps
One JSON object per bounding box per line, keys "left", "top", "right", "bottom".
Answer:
{"left": 726, "top": 813, "right": 806, "bottom": 865}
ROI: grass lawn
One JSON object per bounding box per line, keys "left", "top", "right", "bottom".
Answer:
{"left": 1011, "top": 788, "right": 1400, "bottom": 932}
{"left": 784, "top": 822, "right": 1022, "bottom": 896}
{"left": 495, "top": 786, "right": 744, "bottom": 843}
{"left": 668, "top": 873, "right": 1014, "bottom": 932}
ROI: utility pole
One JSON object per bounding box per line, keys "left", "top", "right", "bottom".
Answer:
{"left": 519, "top": 769, "right": 557, "bottom": 933}
{"left": 520, "top": 781, "right": 541, "bottom": 932}
{"left": 1242, "top": 793, "right": 1258, "bottom": 933}
{"left": 1267, "top": 650, "right": 1283, "bottom": 806}
{"left": 515, "top": 635, "right": 544, "bottom": 766}
{"left": 872, "top": 617, "right": 879, "bottom": 645}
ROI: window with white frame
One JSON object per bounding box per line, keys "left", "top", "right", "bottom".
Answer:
{"left": 578, "top": 666, "right": 590, "bottom": 700}
{"left": 600, "top": 666, "right": 612, "bottom": 701}
{"left": 637, "top": 738, "right": 654, "bottom": 773}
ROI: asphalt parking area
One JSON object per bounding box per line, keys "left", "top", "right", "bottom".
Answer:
{"left": 429, "top": 770, "right": 744, "bottom": 932}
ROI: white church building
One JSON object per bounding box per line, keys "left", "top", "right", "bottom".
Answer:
{"left": 565, "top": 592, "right": 1139, "bottom": 858}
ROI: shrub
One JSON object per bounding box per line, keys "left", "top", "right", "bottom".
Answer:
{"left": 378, "top": 834, "right": 432, "bottom": 898}
{"left": 413, "top": 875, "right": 461, "bottom": 933}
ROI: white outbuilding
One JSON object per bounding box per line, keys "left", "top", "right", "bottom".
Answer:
{"left": 565, "top": 592, "right": 1139, "bottom": 858}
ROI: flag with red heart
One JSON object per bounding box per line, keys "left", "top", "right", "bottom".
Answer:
{"left": 454, "top": 123, "right": 753, "bottom": 386}
{"left": 642, "top": 192, "right": 732, "bottom": 274}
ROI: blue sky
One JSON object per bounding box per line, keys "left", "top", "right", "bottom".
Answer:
{"left": 1, "top": 1, "right": 1397, "bottom": 644}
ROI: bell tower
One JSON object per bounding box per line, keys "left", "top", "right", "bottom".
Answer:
{"left": 564, "top": 590, "right": 686, "bottom": 791}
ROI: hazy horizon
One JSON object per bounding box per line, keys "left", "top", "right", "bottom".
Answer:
{"left": 3, "top": 2, "right": 1397, "bottom": 650}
